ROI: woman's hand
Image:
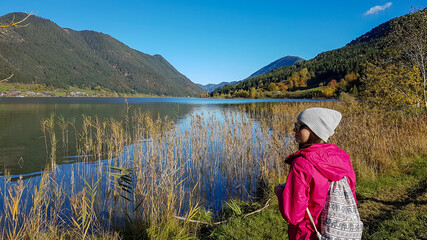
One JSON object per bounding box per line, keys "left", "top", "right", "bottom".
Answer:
{"left": 274, "top": 184, "right": 286, "bottom": 195}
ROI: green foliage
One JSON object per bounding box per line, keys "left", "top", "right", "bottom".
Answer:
{"left": 351, "top": 86, "right": 359, "bottom": 96}
{"left": 212, "top": 200, "right": 263, "bottom": 223}
{"left": 208, "top": 208, "right": 288, "bottom": 240}
{"left": 194, "top": 209, "right": 213, "bottom": 223}
{"left": 147, "top": 218, "right": 196, "bottom": 240}
{"left": 224, "top": 200, "right": 243, "bottom": 217}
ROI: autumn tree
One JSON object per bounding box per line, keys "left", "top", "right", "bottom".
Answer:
{"left": 267, "top": 82, "right": 279, "bottom": 91}
{"left": 298, "top": 68, "right": 310, "bottom": 87}
{"left": 344, "top": 72, "right": 359, "bottom": 82}
{"left": 361, "top": 62, "right": 423, "bottom": 110}
{"left": 337, "top": 72, "right": 360, "bottom": 93}
{"left": 327, "top": 79, "right": 338, "bottom": 87}
{"left": 338, "top": 79, "right": 348, "bottom": 92}
{"left": 321, "top": 86, "right": 336, "bottom": 98}
{"left": 199, "top": 92, "right": 210, "bottom": 98}
{"left": 287, "top": 72, "right": 299, "bottom": 89}
{"left": 320, "top": 79, "right": 338, "bottom": 97}
{"left": 389, "top": 8, "right": 427, "bottom": 111}
{"left": 277, "top": 82, "right": 288, "bottom": 92}
{"left": 249, "top": 87, "right": 257, "bottom": 98}
{"left": 233, "top": 89, "right": 249, "bottom": 98}
{"left": 286, "top": 68, "right": 310, "bottom": 89}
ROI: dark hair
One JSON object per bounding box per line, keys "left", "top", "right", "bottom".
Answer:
{"left": 298, "top": 127, "right": 325, "bottom": 150}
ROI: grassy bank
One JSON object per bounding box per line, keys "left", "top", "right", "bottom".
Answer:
{"left": 0, "top": 82, "right": 165, "bottom": 97}
{"left": 357, "top": 155, "right": 427, "bottom": 239}
{"left": 199, "top": 155, "right": 427, "bottom": 240}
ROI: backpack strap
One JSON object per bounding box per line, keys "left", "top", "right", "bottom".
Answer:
{"left": 306, "top": 208, "right": 322, "bottom": 239}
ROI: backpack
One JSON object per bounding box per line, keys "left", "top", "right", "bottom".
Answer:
{"left": 306, "top": 176, "right": 363, "bottom": 240}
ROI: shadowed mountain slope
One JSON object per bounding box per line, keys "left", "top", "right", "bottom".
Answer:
{"left": 0, "top": 12, "right": 205, "bottom": 96}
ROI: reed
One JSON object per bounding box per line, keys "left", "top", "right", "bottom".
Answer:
{"left": 3, "top": 176, "right": 26, "bottom": 239}
{"left": 41, "top": 113, "right": 57, "bottom": 170}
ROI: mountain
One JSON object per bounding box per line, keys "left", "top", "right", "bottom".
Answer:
{"left": 196, "top": 81, "right": 239, "bottom": 93}
{"left": 198, "top": 56, "right": 303, "bottom": 93}
{"left": 213, "top": 9, "right": 426, "bottom": 98}
{"left": 245, "top": 56, "right": 304, "bottom": 79}
{"left": 0, "top": 12, "right": 205, "bottom": 97}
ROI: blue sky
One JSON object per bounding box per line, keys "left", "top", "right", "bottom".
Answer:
{"left": 1, "top": 1, "right": 425, "bottom": 85}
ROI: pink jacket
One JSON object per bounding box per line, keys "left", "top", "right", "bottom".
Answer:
{"left": 275, "top": 143, "right": 357, "bottom": 240}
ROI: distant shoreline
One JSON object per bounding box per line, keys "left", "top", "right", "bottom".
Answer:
{"left": 0, "top": 97, "right": 335, "bottom": 105}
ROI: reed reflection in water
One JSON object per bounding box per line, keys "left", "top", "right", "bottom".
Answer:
{"left": 0, "top": 105, "right": 294, "bottom": 236}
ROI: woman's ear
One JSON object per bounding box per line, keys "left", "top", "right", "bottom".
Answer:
{"left": 308, "top": 128, "right": 323, "bottom": 144}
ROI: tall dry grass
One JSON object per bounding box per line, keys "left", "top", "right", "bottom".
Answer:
{"left": 245, "top": 95, "right": 427, "bottom": 180}
{"left": 1, "top": 98, "right": 426, "bottom": 239}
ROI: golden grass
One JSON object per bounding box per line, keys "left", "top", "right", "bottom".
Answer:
{"left": 259, "top": 95, "right": 427, "bottom": 180}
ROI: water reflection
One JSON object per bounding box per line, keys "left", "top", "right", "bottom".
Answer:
{"left": 0, "top": 97, "right": 322, "bottom": 176}
{"left": 0, "top": 97, "right": 315, "bottom": 220}
{"left": 0, "top": 99, "right": 194, "bottom": 176}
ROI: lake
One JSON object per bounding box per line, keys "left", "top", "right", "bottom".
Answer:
{"left": 0, "top": 97, "right": 326, "bottom": 177}
{"left": 0, "top": 97, "right": 328, "bottom": 214}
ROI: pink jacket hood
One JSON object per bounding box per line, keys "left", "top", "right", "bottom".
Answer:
{"left": 286, "top": 143, "right": 356, "bottom": 182}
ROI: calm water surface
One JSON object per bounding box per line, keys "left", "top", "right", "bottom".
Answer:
{"left": 0, "top": 97, "right": 325, "bottom": 177}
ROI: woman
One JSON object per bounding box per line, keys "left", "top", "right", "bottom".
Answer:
{"left": 275, "top": 107, "right": 357, "bottom": 240}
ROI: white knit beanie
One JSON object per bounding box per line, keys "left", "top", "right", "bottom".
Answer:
{"left": 297, "top": 107, "right": 342, "bottom": 142}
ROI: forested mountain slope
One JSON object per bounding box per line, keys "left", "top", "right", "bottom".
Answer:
{"left": 213, "top": 9, "right": 426, "bottom": 102}
{"left": 198, "top": 56, "right": 303, "bottom": 93}
{"left": 0, "top": 12, "right": 205, "bottom": 96}
{"left": 245, "top": 56, "right": 304, "bottom": 79}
